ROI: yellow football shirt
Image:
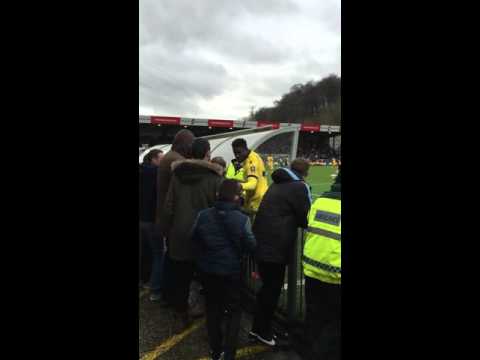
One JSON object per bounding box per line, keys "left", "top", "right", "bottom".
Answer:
{"left": 267, "top": 155, "right": 274, "bottom": 170}
{"left": 240, "top": 150, "right": 268, "bottom": 214}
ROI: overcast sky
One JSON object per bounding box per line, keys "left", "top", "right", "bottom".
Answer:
{"left": 139, "top": 0, "right": 340, "bottom": 119}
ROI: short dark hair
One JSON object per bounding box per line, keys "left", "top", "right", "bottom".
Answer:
{"left": 143, "top": 149, "right": 163, "bottom": 164}
{"left": 218, "top": 179, "right": 242, "bottom": 202}
{"left": 171, "top": 129, "right": 195, "bottom": 157}
{"left": 291, "top": 158, "right": 310, "bottom": 177}
{"left": 191, "top": 138, "right": 211, "bottom": 159}
{"left": 211, "top": 156, "right": 226, "bottom": 169}
{"left": 232, "top": 138, "right": 248, "bottom": 149}
{"left": 334, "top": 168, "right": 341, "bottom": 185}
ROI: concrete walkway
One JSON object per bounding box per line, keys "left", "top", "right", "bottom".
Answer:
{"left": 139, "top": 289, "right": 303, "bottom": 360}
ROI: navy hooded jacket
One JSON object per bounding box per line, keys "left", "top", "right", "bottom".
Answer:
{"left": 192, "top": 201, "right": 256, "bottom": 275}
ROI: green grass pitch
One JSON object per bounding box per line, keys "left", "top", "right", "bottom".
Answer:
{"left": 266, "top": 165, "right": 338, "bottom": 200}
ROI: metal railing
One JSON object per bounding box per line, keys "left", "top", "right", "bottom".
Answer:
{"left": 242, "top": 229, "right": 307, "bottom": 323}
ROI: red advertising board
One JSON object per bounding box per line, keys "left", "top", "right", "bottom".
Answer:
{"left": 257, "top": 121, "right": 280, "bottom": 129}
{"left": 150, "top": 116, "right": 181, "bottom": 125}
{"left": 208, "top": 119, "right": 234, "bottom": 128}
{"left": 300, "top": 122, "right": 321, "bottom": 132}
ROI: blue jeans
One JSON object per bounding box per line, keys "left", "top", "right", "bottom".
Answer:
{"left": 140, "top": 222, "right": 165, "bottom": 294}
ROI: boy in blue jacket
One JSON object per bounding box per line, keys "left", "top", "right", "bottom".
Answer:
{"left": 191, "top": 179, "right": 256, "bottom": 360}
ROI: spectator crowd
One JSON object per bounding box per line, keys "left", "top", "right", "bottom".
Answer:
{"left": 139, "top": 129, "right": 341, "bottom": 360}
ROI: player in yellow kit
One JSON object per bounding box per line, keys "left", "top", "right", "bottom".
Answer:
{"left": 267, "top": 155, "right": 274, "bottom": 172}
{"left": 232, "top": 138, "right": 268, "bottom": 215}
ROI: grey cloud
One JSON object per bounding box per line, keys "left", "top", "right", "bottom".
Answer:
{"left": 139, "top": 0, "right": 340, "bottom": 117}
{"left": 306, "top": 0, "right": 341, "bottom": 34}
{"left": 249, "top": 77, "right": 301, "bottom": 99}
{"left": 296, "top": 58, "right": 341, "bottom": 79}
{"left": 205, "top": 32, "right": 292, "bottom": 64}
{"left": 240, "top": 0, "right": 298, "bottom": 14}
{"left": 140, "top": 48, "right": 230, "bottom": 115}
{"left": 140, "top": 0, "right": 297, "bottom": 63}
{"left": 322, "top": 1, "right": 341, "bottom": 34}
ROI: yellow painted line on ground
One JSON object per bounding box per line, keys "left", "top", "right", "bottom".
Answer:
{"left": 196, "top": 344, "right": 270, "bottom": 360}
{"left": 140, "top": 318, "right": 206, "bottom": 360}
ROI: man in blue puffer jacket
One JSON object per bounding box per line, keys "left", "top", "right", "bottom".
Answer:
{"left": 191, "top": 179, "right": 256, "bottom": 360}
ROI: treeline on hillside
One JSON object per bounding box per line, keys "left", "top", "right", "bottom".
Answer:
{"left": 252, "top": 74, "right": 341, "bottom": 125}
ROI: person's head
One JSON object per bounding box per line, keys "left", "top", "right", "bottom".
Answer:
{"left": 331, "top": 170, "right": 341, "bottom": 192}
{"left": 291, "top": 158, "right": 310, "bottom": 178}
{"left": 211, "top": 157, "right": 226, "bottom": 173}
{"left": 218, "top": 179, "right": 242, "bottom": 203}
{"left": 171, "top": 129, "right": 195, "bottom": 158}
{"left": 191, "top": 138, "right": 211, "bottom": 160}
{"left": 143, "top": 149, "right": 163, "bottom": 166}
{"left": 232, "top": 138, "right": 249, "bottom": 163}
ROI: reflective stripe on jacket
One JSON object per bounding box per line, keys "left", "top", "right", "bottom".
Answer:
{"left": 303, "top": 196, "right": 341, "bottom": 284}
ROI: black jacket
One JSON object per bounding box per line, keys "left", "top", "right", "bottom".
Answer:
{"left": 192, "top": 201, "right": 256, "bottom": 275}
{"left": 253, "top": 168, "right": 311, "bottom": 264}
{"left": 164, "top": 159, "right": 223, "bottom": 261}
{"left": 139, "top": 163, "right": 158, "bottom": 222}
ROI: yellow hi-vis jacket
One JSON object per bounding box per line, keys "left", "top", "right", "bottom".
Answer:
{"left": 225, "top": 162, "right": 245, "bottom": 182}
{"left": 303, "top": 196, "right": 341, "bottom": 284}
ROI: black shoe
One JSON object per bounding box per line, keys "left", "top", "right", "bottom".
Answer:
{"left": 149, "top": 293, "right": 162, "bottom": 302}
{"left": 210, "top": 350, "right": 224, "bottom": 360}
{"left": 159, "top": 299, "right": 172, "bottom": 307}
{"left": 189, "top": 297, "right": 205, "bottom": 318}
{"left": 142, "top": 282, "right": 153, "bottom": 290}
{"left": 273, "top": 329, "right": 288, "bottom": 340}
{"left": 173, "top": 311, "right": 193, "bottom": 333}
{"left": 158, "top": 296, "right": 173, "bottom": 308}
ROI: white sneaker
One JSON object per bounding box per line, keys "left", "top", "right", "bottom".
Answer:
{"left": 248, "top": 331, "right": 276, "bottom": 346}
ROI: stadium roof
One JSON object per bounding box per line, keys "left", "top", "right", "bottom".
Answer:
{"left": 139, "top": 125, "right": 300, "bottom": 165}
{"left": 139, "top": 115, "right": 340, "bottom": 134}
